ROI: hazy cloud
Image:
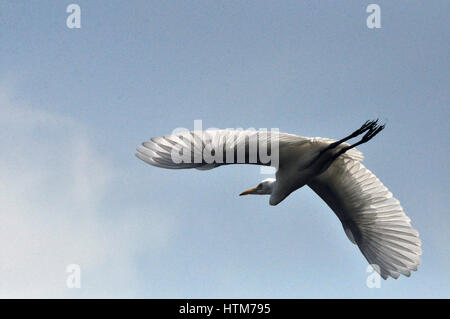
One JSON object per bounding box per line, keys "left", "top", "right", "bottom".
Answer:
{"left": 0, "top": 85, "right": 175, "bottom": 297}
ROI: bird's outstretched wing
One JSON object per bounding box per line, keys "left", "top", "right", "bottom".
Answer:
{"left": 136, "top": 130, "right": 365, "bottom": 170}
{"left": 136, "top": 129, "right": 310, "bottom": 170}
{"left": 308, "top": 158, "right": 422, "bottom": 279}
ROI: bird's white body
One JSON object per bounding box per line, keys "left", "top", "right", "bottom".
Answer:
{"left": 136, "top": 126, "right": 422, "bottom": 280}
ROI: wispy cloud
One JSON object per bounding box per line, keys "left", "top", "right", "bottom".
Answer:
{"left": 0, "top": 84, "right": 175, "bottom": 298}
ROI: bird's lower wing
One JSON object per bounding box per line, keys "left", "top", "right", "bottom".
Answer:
{"left": 136, "top": 129, "right": 308, "bottom": 170}
{"left": 307, "top": 158, "right": 422, "bottom": 279}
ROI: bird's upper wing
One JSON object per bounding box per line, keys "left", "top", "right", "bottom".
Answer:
{"left": 307, "top": 158, "right": 422, "bottom": 279}
{"left": 137, "top": 130, "right": 366, "bottom": 170}
{"left": 136, "top": 129, "right": 310, "bottom": 170}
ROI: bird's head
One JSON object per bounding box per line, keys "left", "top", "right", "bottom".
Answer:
{"left": 239, "top": 178, "right": 276, "bottom": 196}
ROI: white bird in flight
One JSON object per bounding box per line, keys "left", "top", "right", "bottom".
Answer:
{"left": 136, "top": 120, "right": 421, "bottom": 279}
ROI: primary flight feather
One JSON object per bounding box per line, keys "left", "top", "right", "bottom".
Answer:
{"left": 136, "top": 120, "right": 421, "bottom": 279}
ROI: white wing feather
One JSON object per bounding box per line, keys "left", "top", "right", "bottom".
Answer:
{"left": 136, "top": 130, "right": 364, "bottom": 170}
{"left": 136, "top": 130, "right": 308, "bottom": 170}
{"left": 308, "top": 158, "right": 422, "bottom": 279}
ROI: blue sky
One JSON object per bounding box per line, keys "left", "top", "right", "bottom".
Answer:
{"left": 0, "top": 1, "right": 448, "bottom": 298}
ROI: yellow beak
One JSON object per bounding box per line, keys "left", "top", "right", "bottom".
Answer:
{"left": 239, "top": 187, "right": 258, "bottom": 196}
